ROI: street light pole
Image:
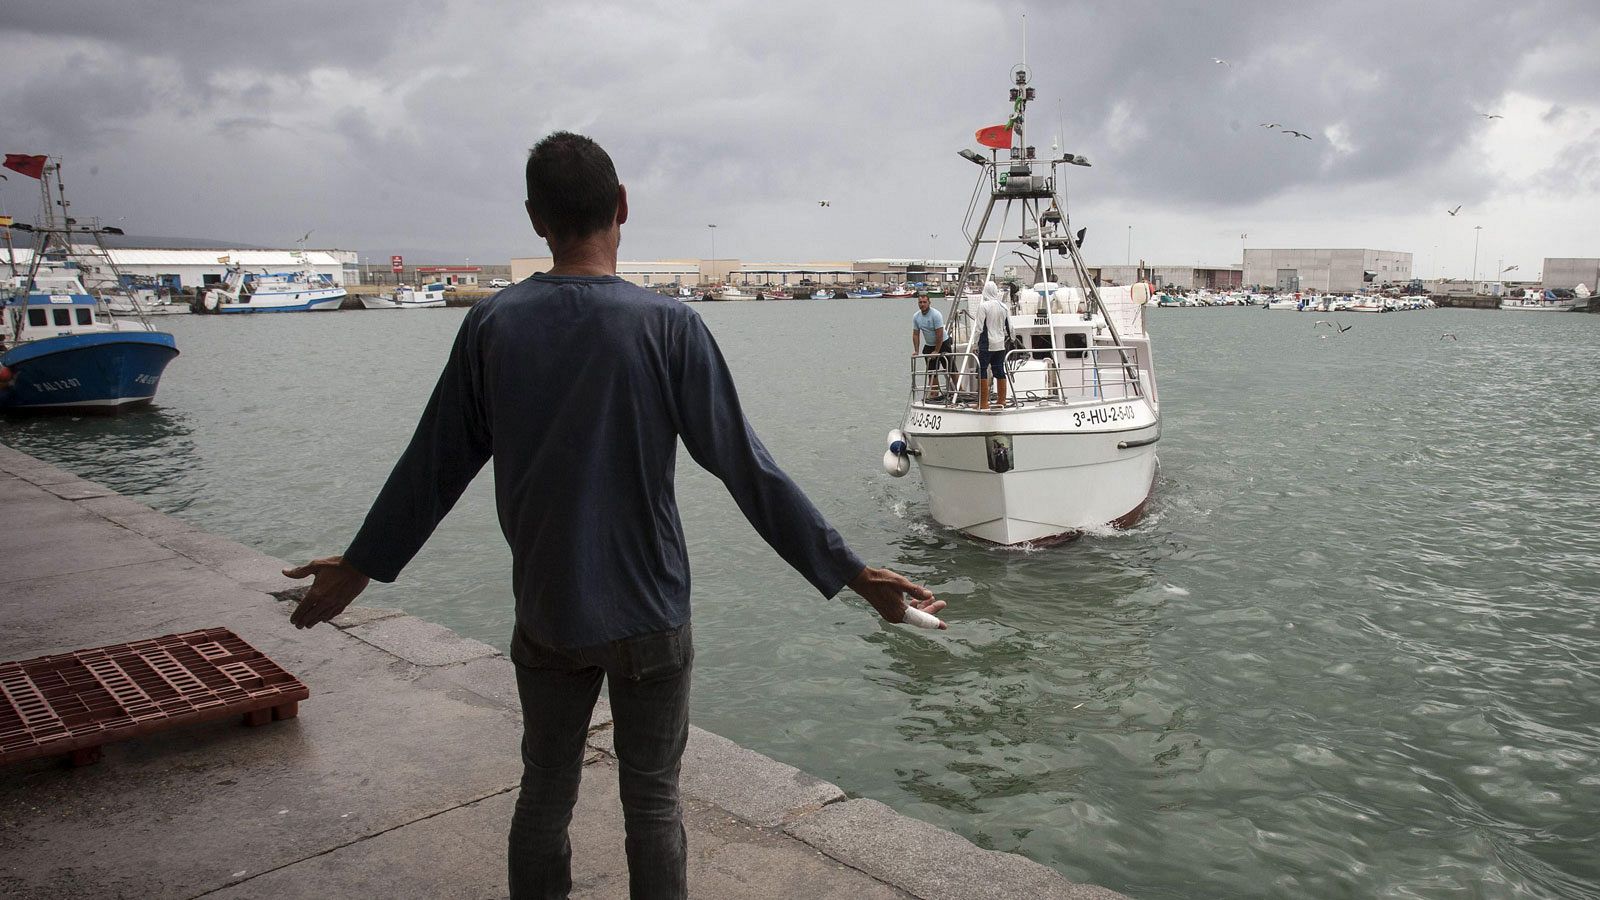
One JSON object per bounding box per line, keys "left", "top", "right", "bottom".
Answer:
{"left": 1126, "top": 225, "right": 1132, "bottom": 266}
{"left": 1472, "top": 225, "right": 1482, "bottom": 283}
{"left": 707, "top": 224, "right": 717, "bottom": 285}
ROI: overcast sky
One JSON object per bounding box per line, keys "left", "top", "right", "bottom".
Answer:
{"left": 3, "top": 0, "right": 1597, "bottom": 278}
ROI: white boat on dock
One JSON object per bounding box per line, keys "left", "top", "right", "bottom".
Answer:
{"left": 361, "top": 283, "right": 447, "bottom": 309}
{"left": 1501, "top": 285, "right": 1588, "bottom": 311}
{"left": 198, "top": 242, "right": 346, "bottom": 314}
{"left": 708, "top": 284, "right": 753, "bottom": 301}
{"left": 882, "top": 66, "right": 1159, "bottom": 546}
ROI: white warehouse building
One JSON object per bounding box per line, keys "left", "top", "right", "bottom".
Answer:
{"left": 3, "top": 241, "right": 353, "bottom": 292}
{"left": 1541, "top": 257, "right": 1599, "bottom": 291}
{"left": 1243, "top": 248, "right": 1413, "bottom": 293}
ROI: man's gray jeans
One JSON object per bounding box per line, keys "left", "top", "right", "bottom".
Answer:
{"left": 508, "top": 622, "right": 693, "bottom": 899}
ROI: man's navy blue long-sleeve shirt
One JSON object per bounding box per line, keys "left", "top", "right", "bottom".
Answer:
{"left": 343, "top": 274, "right": 865, "bottom": 648}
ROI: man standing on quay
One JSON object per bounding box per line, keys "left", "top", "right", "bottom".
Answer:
{"left": 283, "top": 132, "right": 945, "bottom": 900}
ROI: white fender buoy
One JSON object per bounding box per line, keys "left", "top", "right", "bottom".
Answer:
{"left": 901, "top": 606, "right": 945, "bottom": 629}
{"left": 882, "top": 449, "right": 910, "bottom": 478}
{"left": 886, "top": 429, "right": 907, "bottom": 448}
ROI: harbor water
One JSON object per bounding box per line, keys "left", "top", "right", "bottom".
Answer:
{"left": 6, "top": 302, "right": 1598, "bottom": 898}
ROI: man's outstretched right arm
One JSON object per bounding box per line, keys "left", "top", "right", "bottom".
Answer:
{"left": 287, "top": 312, "right": 492, "bottom": 628}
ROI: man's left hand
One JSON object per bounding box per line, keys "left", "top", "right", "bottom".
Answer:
{"left": 848, "top": 566, "right": 946, "bottom": 628}
{"left": 283, "top": 555, "right": 370, "bottom": 629}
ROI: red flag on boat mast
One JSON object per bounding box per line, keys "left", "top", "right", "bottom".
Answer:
{"left": 974, "top": 125, "right": 1012, "bottom": 150}
{"left": 3, "top": 154, "right": 47, "bottom": 179}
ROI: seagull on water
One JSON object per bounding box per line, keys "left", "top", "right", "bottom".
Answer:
{"left": 1281, "top": 129, "right": 1313, "bottom": 140}
{"left": 1447, "top": 205, "right": 1461, "bottom": 216}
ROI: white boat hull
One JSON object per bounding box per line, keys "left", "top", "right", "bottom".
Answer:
{"left": 210, "top": 287, "right": 347, "bottom": 313}
{"left": 1500, "top": 301, "right": 1582, "bottom": 311}
{"left": 365, "top": 295, "right": 446, "bottom": 309}
{"left": 904, "top": 401, "right": 1159, "bottom": 544}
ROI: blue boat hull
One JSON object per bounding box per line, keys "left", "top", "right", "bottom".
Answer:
{"left": 1, "top": 332, "right": 180, "bottom": 413}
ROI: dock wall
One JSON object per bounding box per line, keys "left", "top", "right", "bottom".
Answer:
{"left": 0, "top": 442, "right": 1123, "bottom": 900}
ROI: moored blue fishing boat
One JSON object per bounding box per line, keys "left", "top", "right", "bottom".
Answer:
{"left": 0, "top": 157, "right": 179, "bottom": 413}
{"left": 2, "top": 270, "right": 179, "bottom": 413}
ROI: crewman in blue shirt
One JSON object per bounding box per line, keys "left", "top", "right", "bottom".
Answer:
{"left": 283, "top": 132, "right": 944, "bottom": 900}
{"left": 911, "top": 293, "right": 949, "bottom": 400}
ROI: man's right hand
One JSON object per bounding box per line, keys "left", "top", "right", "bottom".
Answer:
{"left": 283, "top": 555, "right": 371, "bottom": 629}
{"left": 849, "top": 566, "right": 946, "bottom": 629}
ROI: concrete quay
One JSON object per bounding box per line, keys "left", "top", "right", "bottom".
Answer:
{"left": 0, "top": 442, "right": 1124, "bottom": 900}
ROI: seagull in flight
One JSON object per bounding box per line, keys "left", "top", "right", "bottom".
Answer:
{"left": 818, "top": 200, "right": 831, "bottom": 207}
{"left": 1447, "top": 205, "right": 1461, "bottom": 216}
{"left": 1211, "top": 57, "right": 1230, "bottom": 66}
{"left": 1258, "top": 122, "right": 1281, "bottom": 129}
{"left": 1281, "top": 129, "right": 1313, "bottom": 140}
{"left": 1478, "top": 113, "right": 1504, "bottom": 119}
{"left": 1440, "top": 333, "right": 1459, "bottom": 341}
{"left": 1315, "top": 320, "right": 1353, "bottom": 333}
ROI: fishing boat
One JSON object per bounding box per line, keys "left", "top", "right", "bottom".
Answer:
{"left": 708, "top": 284, "right": 753, "bottom": 301}
{"left": 1, "top": 160, "right": 178, "bottom": 413}
{"left": 103, "top": 277, "right": 190, "bottom": 316}
{"left": 848, "top": 287, "right": 885, "bottom": 299}
{"left": 197, "top": 241, "right": 346, "bottom": 313}
{"left": 882, "top": 65, "right": 1159, "bottom": 545}
{"left": 1500, "top": 286, "right": 1588, "bottom": 311}
{"left": 360, "top": 282, "right": 447, "bottom": 309}
{"left": 883, "top": 284, "right": 915, "bottom": 298}
{"left": 810, "top": 288, "right": 834, "bottom": 299}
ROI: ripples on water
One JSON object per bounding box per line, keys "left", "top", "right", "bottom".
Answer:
{"left": 7, "top": 305, "right": 1599, "bottom": 898}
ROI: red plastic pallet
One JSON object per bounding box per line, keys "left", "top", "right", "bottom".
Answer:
{"left": 0, "top": 628, "right": 309, "bottom": 768}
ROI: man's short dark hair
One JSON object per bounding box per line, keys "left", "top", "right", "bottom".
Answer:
{"left": 525, "top": 132, "right": 620, "bottom": 242}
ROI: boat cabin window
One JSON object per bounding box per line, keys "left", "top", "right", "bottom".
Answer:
{"left": 1061, "top": 332, "right": 1088, "bottom": 359}
{"left": 53, "top": 308, "right": 72, "bottom": 327}
{"left": 28, "top": 308, "right": 47, "bottom": 327}
{"left": 75, "top": 308, "right": 93, "bottom": 325}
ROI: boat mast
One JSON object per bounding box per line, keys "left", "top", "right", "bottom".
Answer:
{"left": 947, "top": 65, "right": 1145, "bottom": 386}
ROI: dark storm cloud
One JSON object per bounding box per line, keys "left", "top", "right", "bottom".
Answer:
{"left": 2, "top": 0, "right": 438, "bottom": 84}
{"left": 1013, "top": 0, "right": 1599, "bottom": 207}
{"left": 0, "top": 0, "right": 1595, "bottom": 262}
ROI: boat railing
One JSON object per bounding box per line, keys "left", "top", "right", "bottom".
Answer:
{"left": 911, "top": 345, "right": 1145, "bottom": 407}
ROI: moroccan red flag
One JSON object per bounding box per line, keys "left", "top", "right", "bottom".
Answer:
{"left": 3, "top": 154, "right": 47, "bottom": 179}
{"left": 974, "top": 125, "right": 1012, "bottom": 150}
